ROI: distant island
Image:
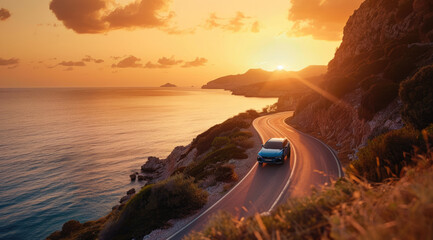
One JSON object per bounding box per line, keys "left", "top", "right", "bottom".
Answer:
{"left": 160, "top": 83, "right": 177, "bottom": 87}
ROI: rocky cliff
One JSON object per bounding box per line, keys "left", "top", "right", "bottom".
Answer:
{"left": 288, "top": 0, "right": 433, "bottom": 163}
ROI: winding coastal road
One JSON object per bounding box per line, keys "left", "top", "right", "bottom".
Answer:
{"left": 167, "top": 111, "right": 343, "bottom": 239}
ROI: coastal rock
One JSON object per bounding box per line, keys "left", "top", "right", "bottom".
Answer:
{"left": 62, "top": 220, "right": 82, "bottom": 235}
{"left": 120, "top": 194, "right": 133, "bottom": 204}
{"left": 129, "top": 173, "right": 136, "bottom": 181}
{"left": 137, "top": 174, "right": 149, "bottom": 181}
{"left": 127, "top": 188, "right": 135, "bottom": 195}
{"left": 141, "top": 156, "right": 164, "bottom": 172}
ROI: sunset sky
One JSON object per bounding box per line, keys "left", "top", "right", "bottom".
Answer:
{"left": 0, "top": 0, "right": 363, "bottom": 87}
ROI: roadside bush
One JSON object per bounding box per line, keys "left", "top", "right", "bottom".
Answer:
{"left": 185, "top": 179, "right": 355, "bottom": 240}
{"left": 185, "top": 144, "right": 246, "bottom": 180}
{"left": 212, "top": 137, "right": 230, "bottom": 149}
{"left": 192, "top": 112, "right": 256, "bottom": 155}
{"left": 351, "top": 127, "right": 421, "bottom": 182}
{"left": 215, "top": 164, "right": 238, "bottom": 182}
{"left": 358, "top": 81, "right": 399, "bottom": 120}
{"left": 230, "top": 131, "right": 254, "bottom": 149}
{"left": 102, "top": 174, "right": 207, "bottom": 240}
{"left": 400, "top": 64, "right": 433, "bottom": 130}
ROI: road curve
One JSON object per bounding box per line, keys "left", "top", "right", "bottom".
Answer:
{"left": 167, "top": 111, "right": 343, "bottom": 239}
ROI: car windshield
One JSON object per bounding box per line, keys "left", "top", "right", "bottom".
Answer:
{"left": 263, "top": 141, "right": 283, "bottom": 149}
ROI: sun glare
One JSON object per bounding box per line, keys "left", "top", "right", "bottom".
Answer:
{"left": 277, "top": 65, "right": 284, "bottom": 70}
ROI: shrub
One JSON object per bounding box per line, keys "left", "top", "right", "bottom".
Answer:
{"left": 400, "top": 65, "right": 433, "bottom": 130}
{"left": 185, "top": 144, "right": 246, "bottom": 180}
{"left": 351, "top": 127, "right": 421, "bottom": 182}
{"left": 215, "top": 164, "right": 238, "bottom": 182}
{"left": 358, "top": 81, "right": 399, "bottom": 120}
{"left": 102, "top": 174, "right": 207, "bottom": 240}
{"left": 185, "top": 179, "right": 355, "bottom": 240}
{"left": 192, "top": 113, "right": 253, "bottom": 155}
{"left": 212, "top": 137, "right": 230, "bottom": 149}
{"left": 230, "top": 131, "right": 254, "bottom": 149}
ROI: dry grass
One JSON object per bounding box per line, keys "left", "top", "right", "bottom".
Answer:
{"left": 185, "top": 147, "right": 433, "bottom": 240}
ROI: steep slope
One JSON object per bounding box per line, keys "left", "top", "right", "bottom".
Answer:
{"left": 288, "top": 0, "right": 433, "bottom": 162}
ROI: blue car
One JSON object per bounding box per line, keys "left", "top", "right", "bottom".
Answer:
{"left": 257, "top": 138, "right": 290, "bottom": 166}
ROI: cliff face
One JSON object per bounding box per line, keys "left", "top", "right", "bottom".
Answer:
{"left": 289, "top": 0, "right": 433, "bottom": 163}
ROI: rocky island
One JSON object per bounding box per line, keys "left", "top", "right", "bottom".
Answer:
{"left": 160, "top": 83, "right": 177, "bottom": 87}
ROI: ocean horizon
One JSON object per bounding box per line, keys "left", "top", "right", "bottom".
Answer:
{"left": 0, "top": 87, "right": 276, "bottom": 239}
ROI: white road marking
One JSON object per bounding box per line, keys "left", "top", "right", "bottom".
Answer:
{"left": 265, "top": 115, "right": 298, "bottom": 212}
{"left": 166, "top": 112, "right": 343, "bottom": 239}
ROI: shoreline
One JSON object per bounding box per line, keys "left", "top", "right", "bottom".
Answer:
{"left": 47, "top": 110, "right": 265, "bottom": 239}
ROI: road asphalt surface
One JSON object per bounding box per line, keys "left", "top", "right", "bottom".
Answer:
{"left": 167, "top": 111, "right": 343, "bottom": 239}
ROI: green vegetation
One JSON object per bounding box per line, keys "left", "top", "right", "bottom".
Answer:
{"left": 186, "top": 149, "right": 433, "bottom": 240}
{"left": 191, "top": 110, "right": 259, "bottom": 155}
{"left": 100, "top": 174, "right": 207, "bottom": 240}
{"left": 180, "top": 111, "right": 256, "bottom": 183}
{"left": 47, "top": 216, "right": 111, "bottom": 240}
{"left": 358, "top": 81, "right": 399, "bottom": 120}
{"left": 350, "top": 127, "right": 422, "bottom": 182}
{"left": 400, "top": 65, "right": 433, "bottom": 130}
{"left": 185, "top": 179, "right": 356, "bottom": 240}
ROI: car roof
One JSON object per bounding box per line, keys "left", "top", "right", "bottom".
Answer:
{"left": 267, "top": 138, "right": 286, "bottom": 143}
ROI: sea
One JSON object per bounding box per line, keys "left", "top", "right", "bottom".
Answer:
{"left": 0, "top": 88, "right": 276, "bottom": 240}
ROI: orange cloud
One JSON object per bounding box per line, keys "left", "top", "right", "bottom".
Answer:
{"left": 0, "top": 58, "right": 19, "bottom": 66}
{"left": 0, "top": 8, "right": 11, "bottom": 21}
{"left": 204, "top": 12, "right": 259, "bottom": 33}
{"left": 58, "top": 61, "right": 86, "bottom": 67}
{"left": 288, "top": 0, "right": 363, "bottom": 41}
{"left": 182, "top": 57, "right": 207, "bottom": 68}
{"left": 112, "top": 56, "right": 207, "bottom": 69}
{"left": 49, "top": 0, "right": 172, "bottom": 34}
{"left": 157, "top": 56, "right": 183, "bottom": 66}
{"left": 112, "top": 56, "right": 142, "bottom": 68}
{"left": 82, "top": 55, "right": 104, "bottom": 63}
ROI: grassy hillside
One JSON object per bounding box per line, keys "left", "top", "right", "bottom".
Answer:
{"left": 186, "top": 142, "right": 433, "bottom": 240}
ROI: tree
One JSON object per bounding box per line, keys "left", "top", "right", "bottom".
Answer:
{"left": 400, "top": 65, "right": 433, "bottom": 130}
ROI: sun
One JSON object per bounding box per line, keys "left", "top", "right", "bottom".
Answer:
{"left": 277, "top": 65, "right": 284, "bottom": 70}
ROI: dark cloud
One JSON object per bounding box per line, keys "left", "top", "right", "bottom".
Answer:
{"left": 112, "top": 55, "right": 206, "bottom": 69}
{"left": 0, "top": 58, "right": 19, "bottom": 66}
{"left": 143, "top": 56, "right": 182, "bottom": 69}
{"left": 157, "top": 57, "right": 182, "bottom": 66}
{"left": 49, "top": 0, "right": 173, "bottom": 34}
{"left": 0, "top": 8, "right": 11, "bottom": 21}
{"left": 182, "top": 57, "right": 207, "bottom": 68}
{"left": 288, "top": 0, "right": 363, "bottom": 41}
{"left": 204, "top": 12, "right": 259, "bottom": 33}
{"left": 82, "top": 55, "right": 104, "bottom": 63}
{"left": 111, "top": 56, "right": 142, "bottom": 68}
{"left": 58, "top": 61, "right": 86, "bottom": 67}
